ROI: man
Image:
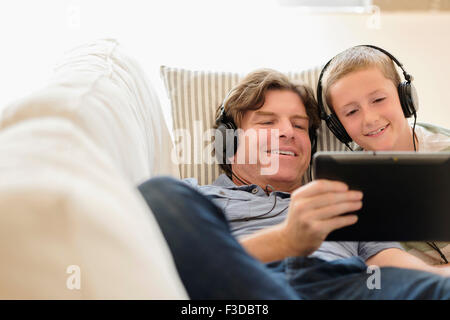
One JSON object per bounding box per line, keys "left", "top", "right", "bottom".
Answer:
{"left": 138, "top": 69, "right": 450, "bottom": 299}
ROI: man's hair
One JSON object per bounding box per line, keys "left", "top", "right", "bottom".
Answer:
{"left": 321, "top": 46, "right": 401, "bottom": 112}
{"left": 214, "top": 68, "right": 321, "bottom": 177}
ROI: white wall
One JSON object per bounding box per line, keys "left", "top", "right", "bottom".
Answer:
{"left": 0, "top": 0, "right": 449, "bottom": 127}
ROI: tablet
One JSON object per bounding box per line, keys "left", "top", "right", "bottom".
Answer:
{"left": 312, "top": 151, "right": 450, "bottom": 241}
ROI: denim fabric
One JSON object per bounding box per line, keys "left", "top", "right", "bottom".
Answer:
{"left": 284, "top": 256, "right": 450, "bottom": 299}
{"left": 138, "top": 176, "right": 298, "bottom": 299}
{"left": 138, "top": 176, "right": 450, "bottom": 300}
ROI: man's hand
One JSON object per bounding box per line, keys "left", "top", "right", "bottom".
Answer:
{"left": 279, "top": 179, "right": 362, "bottom": 258}
{"left": 240, "top": 179, "right": 362, "bottom": 263}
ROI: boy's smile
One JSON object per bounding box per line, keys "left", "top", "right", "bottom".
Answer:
{"left": 364, "top": 123, "right": 389, "bottom": 137}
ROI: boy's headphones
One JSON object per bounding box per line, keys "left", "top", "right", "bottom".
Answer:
{"left": 214, "top": 94, "right": 318, "bottom": 169}
{"left": 316, "top": 45, "right": 419, "bottom": 144}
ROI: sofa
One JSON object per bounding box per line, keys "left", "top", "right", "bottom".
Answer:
{"left": 0, "top": 39, "right": 447, "bottom": 299}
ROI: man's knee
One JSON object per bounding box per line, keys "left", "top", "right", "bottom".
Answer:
{"left": 138, "top": 176, "right": 204, "bottom": 213}
{"left": 138, "top": 175, "right": 229, "bottom": 230}
{"left": 138, "top": 176, "right": 180, "bottom": 194}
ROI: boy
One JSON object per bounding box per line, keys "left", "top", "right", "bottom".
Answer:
{"left": 318, "top": 45, "right": 450, "bottom": 265}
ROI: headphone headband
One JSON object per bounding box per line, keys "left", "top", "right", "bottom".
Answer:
{"left": 363, "top": 45, "right": 412, "bottom": 82}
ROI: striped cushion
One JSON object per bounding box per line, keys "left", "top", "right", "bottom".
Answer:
{"left": 160, "top": 65, "right": 353, "bottom": 185}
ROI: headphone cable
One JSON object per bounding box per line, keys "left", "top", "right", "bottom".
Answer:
{"left": 344, "top": 142, "right": 354, "bottom": 151}
{"left": 231, "top": 171, "right": 250, "bottom": 186}
{"left": 426, "top": 242, "right": 449, "bottom": 264}
{"left": 412, "top": 114, "right": 447, "bottom": 264}
{"left": 228, "top": 174, "right": 289, "bottom": 222}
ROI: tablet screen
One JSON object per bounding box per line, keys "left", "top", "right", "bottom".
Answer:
{"left": 312, "top": 151, "right": 450, "bottom": 241}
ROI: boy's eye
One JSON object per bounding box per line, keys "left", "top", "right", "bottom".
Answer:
{"left": 373, "top": 97, "right": 386, "bottom": 103}
{"left": 261, "top": 121, "right": 273, "bottom": 125}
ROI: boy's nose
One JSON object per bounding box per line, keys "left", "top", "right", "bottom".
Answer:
{"left": 363, "top": 108, "right": 381, "bottom": 127}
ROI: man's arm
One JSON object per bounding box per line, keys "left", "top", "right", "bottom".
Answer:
{"left": 366, "top": 248, "right": 450, "bottom": 277}
{"left": 239, "top": 180, "right": 362, "bottom": 263}
{"left": 238, "top": 224, "right": 294, "bottom": 263}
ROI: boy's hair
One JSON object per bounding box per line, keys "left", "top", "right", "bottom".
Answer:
{"left": 214, "top": 68, "right": 321, "bottom": 177}
{"left": 321, "top": 46, "right": 401, "bottom": 112}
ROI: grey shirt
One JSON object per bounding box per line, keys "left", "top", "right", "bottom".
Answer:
{"left": 184, "top": 174, "right": 403, "bottom": 262}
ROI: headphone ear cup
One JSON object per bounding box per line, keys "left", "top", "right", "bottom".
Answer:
{"left": 326, "top": 114, "right": 352, "bottom": 144}
{"left": 309, "top": 129, "right": 317, "bottom": 162}
{"left": 214, "top": 122, "right": 238, "bottom": 166}
{"left": 214, "top": 123, "right": 228, "bottom": 165}
{"left": 225, "top": 122, "right": 238, "bottom": 156}
{"left": 398, "top": 81, "right": 419, "bottom": 118}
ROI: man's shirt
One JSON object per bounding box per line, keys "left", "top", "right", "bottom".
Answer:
{"left": 184, "top": 174, "right": 403, "bottom": 262}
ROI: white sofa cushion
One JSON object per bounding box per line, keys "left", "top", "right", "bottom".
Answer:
{"left": 0, "top": 39, "right": 187, "bottom": 299}
{"left": 0, "top": 118, "right": 187, "bottom": 299}
{"left": 2, "top": 39, "right": 180, "bottom": 184}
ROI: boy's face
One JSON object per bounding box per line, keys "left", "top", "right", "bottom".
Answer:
{"left": 329, "top": 67, "right": 411, "bottom": 151}
{"left": 231, "top": 89, "right": 311, "bottom": 192}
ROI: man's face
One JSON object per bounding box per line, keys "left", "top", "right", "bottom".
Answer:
{"left": 231, "top": 89, "right": 311, "bottom": 192}
{"left": 329, "top": 67, "right": 411, "bottom": 151}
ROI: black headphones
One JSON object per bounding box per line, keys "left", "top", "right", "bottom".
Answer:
{"left": 214, "top": 102, "right": 238, "bottom": 171}
{"left": 316, "top": 45, "right": 419, "bottom": 145}
{"left": 214, "top": 92, "right": 318, "bottom": 170}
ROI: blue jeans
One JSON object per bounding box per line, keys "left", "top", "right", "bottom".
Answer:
{"left": 138, "top": 176, "right": 450, "bottom": 300}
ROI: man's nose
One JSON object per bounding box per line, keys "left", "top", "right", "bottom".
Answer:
{"left": 277, "top": 120, "right": 295, "bottom": 139}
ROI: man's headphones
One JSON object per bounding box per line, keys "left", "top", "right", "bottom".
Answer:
{"left": 316, "top": 45, "right": 419, "bottom": 145}
{"left": 214, "top": 94, "right": 318, "bottom": 169}
{"left": 214, "top": 102, "right": 239, "bottom": 170}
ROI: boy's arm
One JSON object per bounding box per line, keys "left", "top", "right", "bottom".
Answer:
{"left": 366, "top": 248, "right": 450, "bottom": 277}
